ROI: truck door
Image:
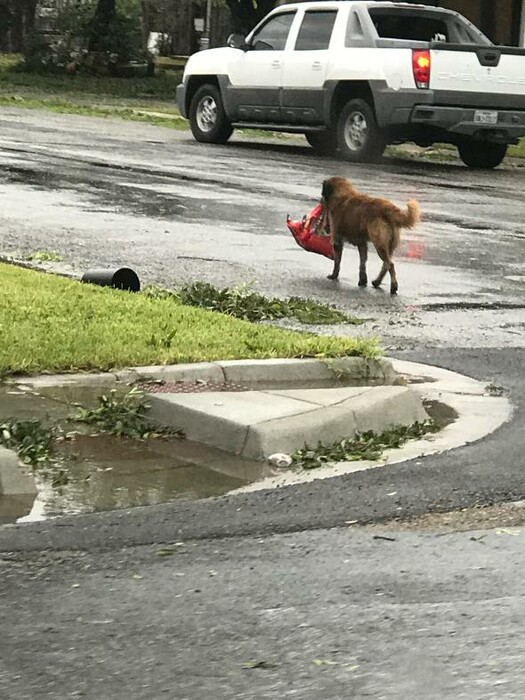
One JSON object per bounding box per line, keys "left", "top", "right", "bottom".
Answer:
{"left": 226, "top": 11, "right": 296, "bottom": 123}
{"left": 281, "top": 9, "right": 338, "bottom": 125}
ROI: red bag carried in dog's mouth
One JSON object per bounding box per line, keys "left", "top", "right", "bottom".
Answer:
{"left": 287, "top": 203, "right": 334, "bottom": 260}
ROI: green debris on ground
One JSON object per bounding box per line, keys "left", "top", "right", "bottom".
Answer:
{"left": 71, "top": 387, "right": 184, "bottom": 439}
{"left": 0, "top": 417, "right": 55, "bottom": 468}
{"left": 144, "top": 282, "right": 365, "bottom": 325}
{"left": 0, "top": 388, "right": 184, "bottom": 487}
{"left": 292, "top": 421, "right": 439, "bottom": 470}
{"left": 25, "top": 250, "right": 64, "bottom": 262}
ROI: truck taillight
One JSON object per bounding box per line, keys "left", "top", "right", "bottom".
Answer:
{"left": 412, "top": 50, "right": 431, "bottom": 89}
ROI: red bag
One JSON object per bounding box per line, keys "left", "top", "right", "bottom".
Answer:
{"left": 287, "top": 203, "right": 334, "bottom": 260}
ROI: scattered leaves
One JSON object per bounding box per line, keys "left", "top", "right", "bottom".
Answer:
{"left": 0, "top": 418, "right": 55, "bottom": 467}
{"left": 485, "top": 383, "right": 506, "bottom": 397}
{"left": 25, "top": 250, "right": 64, "bottom": 262}
{"left": 292, "top": 421, "right": 440, "bottom": 469}
{"left": 70, "top": 388, "right": 184, "bottom": 440}
{"left": 144, "top": 282, "right": 363, "bottom": 326}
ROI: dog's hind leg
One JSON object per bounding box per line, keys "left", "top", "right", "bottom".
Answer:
{"left": 372, "top": 246, "right": 398, "bottom": 295}
{"left": 328, "top": 235, "right": 343, "bottom": 281}
{"left": 388, "top": 260, "right": 398, "bottom": 295}
{"left": 358, "top": 242, "right": 368, "bottom": 287}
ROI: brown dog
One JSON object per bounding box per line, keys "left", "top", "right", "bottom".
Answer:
{"left": 321, "top": 176, "right": 421, "bottom": 295}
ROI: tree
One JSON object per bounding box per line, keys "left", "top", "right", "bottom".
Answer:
{"left": 83, "top": 0, "right": 143, "bottom": 66}
{"left": 0, "top": 0, "right": 37, "bottom": 52}
{"left": 88, "top": 0, "right": 117, "bottom": 52}
{"left": 225, "top": 0, "right": 275, "bottom": 35}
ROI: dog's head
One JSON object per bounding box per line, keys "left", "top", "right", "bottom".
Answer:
{"left": 321, "top": 177, "right": 353, "bottom": 206}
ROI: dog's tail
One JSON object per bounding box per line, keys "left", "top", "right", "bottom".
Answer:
{"left": 399, "top": 200, "right": 421, "bottom": 229}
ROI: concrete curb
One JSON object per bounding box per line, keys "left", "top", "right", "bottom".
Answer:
{"left": 2, "top": 357, "right": 509, "bottom": 502}
{"left": 0, "top": 447, "right": 36, "bottom": 497}
{"left": 232, "top": 358, "right": 513, "bottom": 493}
{"left": 9, "top": 357, "right": 394, "bottom": 390}
{"left": 148, "top": 384, "right": 428, "bottom": 460}
{"left": 0, "top": 356, "right": 402, "bottom": 495}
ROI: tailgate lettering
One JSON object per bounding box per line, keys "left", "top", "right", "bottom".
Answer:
{"left": 436, "top": 72, "right": 525, "bottom": 86}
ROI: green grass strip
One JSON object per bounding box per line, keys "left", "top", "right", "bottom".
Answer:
{"left": 0, "top": 95, "right": 188, "bottom": 128}
{"left": 0, "top": 263, "right": 378, "bottom": 376}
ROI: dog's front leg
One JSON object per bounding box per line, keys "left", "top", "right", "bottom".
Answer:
{"left": 358, "top": 243, "right": 368, "bottom": 287}
{"left": 328, "top": 235, "right": 343, "bottom": 280}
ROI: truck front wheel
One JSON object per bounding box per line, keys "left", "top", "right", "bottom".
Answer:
{"left": 337, "top": 98, "right": 386, "bottom": 163}
{"left": 457, "top": 140, "right": 507, "bottom": 169}
{"left": 189, "top": 84, "right": 233, "bottom": 144}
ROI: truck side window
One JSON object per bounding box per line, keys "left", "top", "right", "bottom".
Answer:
{"left": 370, "top": 11, "right": 449, "bottom": 43}
{"left": 251, "top": 12, "right": 295, "bottom": 51}
{"left": 294, "top": 10, "right": 337, "bottom": 51}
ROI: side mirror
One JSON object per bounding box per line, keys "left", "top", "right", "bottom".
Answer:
{"left": 227, "top": 33, "right": 248, "bottom": 50}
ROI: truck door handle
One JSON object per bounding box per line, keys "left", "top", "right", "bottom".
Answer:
{"left": 271, "top": 60, "right": 281, "bottom": 69}
{"left": 312, "top": 61, "right": 322, "bottom": 70}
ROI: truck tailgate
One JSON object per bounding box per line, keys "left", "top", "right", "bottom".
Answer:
{"left": 429, "top": 44, "right": 525, "bottom": 104}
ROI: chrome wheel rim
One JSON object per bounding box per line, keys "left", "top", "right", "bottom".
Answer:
{"left": 196, "top": 96, "right": 217, "bottom": 133}
{"left": 343, "top": 111, "right": 368, "bottom": 152}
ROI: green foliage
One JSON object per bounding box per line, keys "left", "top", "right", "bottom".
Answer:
{"left": 144, "top": 282, "right": 364, "bottom": 326}
{"left": 0, "top": 418, "right": 55, "bottom": 468}
{"left": 25, "top": 250, "right": 64, "bottom": 262}
{"left": 0, "top": 54, "right": 181, "bottom": 100}
{"left": 23, "top": 0, "right": 145, "bottom": 72}
{"left": 292, "top": 421, "right": 440, "bottom": 469}
{"left": 0, "top": 96, "right": 187, "bottom": 128}
{"left": 87, "top": 0, "right": 144, "bottom": 63}
{"left": 71, "top": 387, "right": 184, "bottom": 439}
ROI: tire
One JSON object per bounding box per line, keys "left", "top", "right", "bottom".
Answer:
{"left": 336, "top": 98, "right": 386, "bottom": 163}
{"left": 189, "top": 84, "right": 233, "bottom": 144}
{"left": 305, "top": 131, "right": 337, "bottom": 156}
{"left": 457, "top": 140, "right": 507, "bottom": 169}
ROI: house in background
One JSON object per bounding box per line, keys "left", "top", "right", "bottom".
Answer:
{"left": 148, "top": 0, "right": 525, "bottom": 56}
{"left": 143, "top": 0, "right": 231, "bottom": 56}
{"left": 439, "top": 0, "right": 524, "bottom": 46}
{"left": 2, "top": 1, "right": 523, "bottom": 57}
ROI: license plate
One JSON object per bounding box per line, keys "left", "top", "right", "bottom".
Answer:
{"left": 474, "top": 110, "right": 498, "bottom": 125}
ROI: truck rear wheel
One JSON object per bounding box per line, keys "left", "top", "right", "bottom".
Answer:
{"left": 305, "top": 131, "right": 337, "bottom": 156}
{"left": 337, "top": 98, "right": 386, "bottom": 163}
{"left": 189, "top": 84, "right": 233, "bottom": 144}
{"left": 457, "top": 140, "right": 507, "bottom": 169}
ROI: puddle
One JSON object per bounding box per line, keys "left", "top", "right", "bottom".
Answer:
{"left": 0, "top": 384, "right": 267, "bottom": 523}
{"left": 423, "top": 399, "right": 458, "bottom": 429}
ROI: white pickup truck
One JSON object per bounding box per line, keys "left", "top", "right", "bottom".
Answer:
{"left": 176, "top": 1, "right": 525, "bottom": 168}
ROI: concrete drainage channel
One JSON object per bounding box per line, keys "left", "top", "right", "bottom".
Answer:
{"left": 0, "top": 357, "right": 512, "bottom": 523}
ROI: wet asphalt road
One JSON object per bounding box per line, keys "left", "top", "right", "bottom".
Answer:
{"left": 1, "top": 109, "right": 525, "bottom": 699}
{"left": 2, "top": 526, "right": 525, "bottom": 700}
